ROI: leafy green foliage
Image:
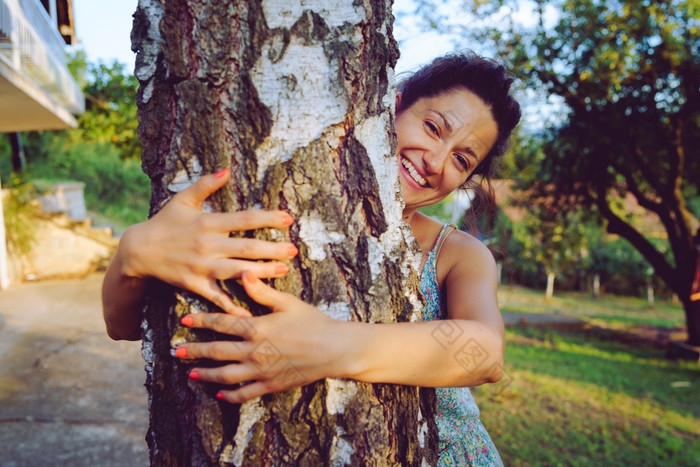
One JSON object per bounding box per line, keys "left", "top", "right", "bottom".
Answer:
{"left": 1, "top": 52, "right": 147, "bottom": 229}
{"left": 483, "top": 1, "right": 699, "bottom": 296}
{"left": 406, "top": 0, "right": 700, "bottom": 340}
{"left": 0, "top": 135, "right": 11, "bottom": 178}
{"left": 27, "top": 134, "right": 150, "bottom": 228}
{"left": 1, "top": 173, "right": 38, "bottom": 256}
{"left": 66, "top": 50, "right": 141, "bottom": 160}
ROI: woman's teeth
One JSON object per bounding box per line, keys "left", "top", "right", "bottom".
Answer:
{"left": 402, "top": 157, "right": 428, "bottom": 187}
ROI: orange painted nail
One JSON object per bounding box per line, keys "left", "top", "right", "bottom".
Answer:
{"left": 275, "top": 264, "right": 289, "bottom": 275}
{"left": 288, "top": 245, "right": 298, "bottom": 257}
{"left": 175, "top": 347, "right": 187, "bottom": 358}
{"left": 189, "top": 370, "right": 200, "bottom": 380}
{"left": 242, "top": 270, "right": 258, "bottom": 284}
{"left": 281, "top": 214, "right": 294, "bottom": 226}
{"left": 181, "top": 315, "right": 194, "bottom": 326}
{"left": 214, "top": 168, "right": 229, "bottom": 178}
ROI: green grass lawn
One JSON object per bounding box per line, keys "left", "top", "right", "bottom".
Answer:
{"left": 473, "top": 287, "right": 699, "bottom": 466}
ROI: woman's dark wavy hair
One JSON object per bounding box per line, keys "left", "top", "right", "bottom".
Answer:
{"left": 397, "top": 51, "right": 521, "bottom": 180}
{"left": 396, "top": 51, "right": 522, "bottom": 243}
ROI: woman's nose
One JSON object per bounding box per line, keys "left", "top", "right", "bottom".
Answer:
{"left": 423, "top": 147, "right": 449, "bottom": 174}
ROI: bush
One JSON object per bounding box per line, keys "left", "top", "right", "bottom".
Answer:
{"left": 2, "top": 173, "right": 38, "bottom": 256}
{"left": 26, "top": 135, "right": 150, "bottom": 228}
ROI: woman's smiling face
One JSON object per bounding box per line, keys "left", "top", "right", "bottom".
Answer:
{"left": 396, "top": 87, "right": 498, "bottom": 212}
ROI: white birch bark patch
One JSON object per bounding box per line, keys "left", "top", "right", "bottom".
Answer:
{"left": 262, "top": 0, "right": 364, "bottom": 29}
{"left": 297, "top": 212, "right": 347, "bottom": 261}
{"left": 252, "top": 37, "right": 349, "bottom": 181}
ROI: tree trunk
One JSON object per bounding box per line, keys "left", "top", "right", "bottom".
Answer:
{"left": 689, "top": 239, "right": 700, "bottom": 345}
{"left": 132, "top": 0, "right": 438, "bottom": 465}
{"left": 684, "top": 299, "right": 700, "bottom": 347}
{"left": 545, "top": 272, "right": 555, "bottom": 299}
{"left": 592, "top": 273, "right": 600, "bottom": 299}
{"left": 601, "top": 203, "right": 700, "bottom": 347}
{"left": 9, "top": 133, "right": 25, "bottom": 174}
{"left": 646, "top": 281, "right": 654, "bottom": 308}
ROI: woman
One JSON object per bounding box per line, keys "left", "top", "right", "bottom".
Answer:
{"left": 103, "top": 52, "right": 521, "bottom": 465}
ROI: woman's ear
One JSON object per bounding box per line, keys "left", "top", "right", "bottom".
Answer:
{"left": 395, "top": 92, "right": 402, "bottom": 111}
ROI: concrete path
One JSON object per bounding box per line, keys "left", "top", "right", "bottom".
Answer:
{"left": 0, "top": 273, "right": 148, "bottom": 467}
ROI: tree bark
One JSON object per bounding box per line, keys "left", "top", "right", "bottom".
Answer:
{"left": 9, "top": 133, "right": 25, "bottom": 174}
{"left": 131, "top": 0, "right": 438, "bottom": 465}
{"left": 545, "top": 272, "right": 555, "bottom": 300}
{"left": 592, "top": 273, "right": 600, "bottom": 299}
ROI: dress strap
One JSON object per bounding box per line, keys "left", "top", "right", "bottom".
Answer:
{"left": 420, "top": 223, "right": 459, "bottom": 274}
{"left": 434, "top": 224, "right": 457, "bottom": 262}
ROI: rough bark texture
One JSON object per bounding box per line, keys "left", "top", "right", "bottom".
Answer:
{"left": 131, "top": 0, "right": 438, "bottom": 465}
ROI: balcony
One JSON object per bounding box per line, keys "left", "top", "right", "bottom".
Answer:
{"left": 0, "top": 0, "right": 84, "bottom": 132}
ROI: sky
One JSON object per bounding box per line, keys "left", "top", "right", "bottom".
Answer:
{"left": 70, "top": 1, "right": 552, "bottom": 130}
{"left": 71, "top": 0, "right": 456, "bottom": 75}
{"left": 72, "top": 0, "right": 139, "bottom": 71}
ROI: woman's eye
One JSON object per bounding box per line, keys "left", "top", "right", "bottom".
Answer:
{"left": 425, "top": 121, "right": 439, "bottom": 136}
{"left": 454, "top": 154, "right": 469, "bottom": 170}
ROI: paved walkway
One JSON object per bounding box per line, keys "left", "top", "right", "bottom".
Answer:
{"left": 0, "top": 273, "right": 148, "bottom": 467}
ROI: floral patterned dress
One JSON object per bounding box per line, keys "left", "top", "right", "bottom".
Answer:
{"left": 420, "top": 224, "right": 503, "bottom": 467}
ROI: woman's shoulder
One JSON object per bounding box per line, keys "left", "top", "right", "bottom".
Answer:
{"left": 411, "top": 213, "right": 448, "bottom": 251}
{"left": 438, "top": 228, "right": 497, "bottom": 282}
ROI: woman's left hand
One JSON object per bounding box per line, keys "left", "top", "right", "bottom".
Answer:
{"left": 176, "top": 271, "right": 348, "bottom": 403}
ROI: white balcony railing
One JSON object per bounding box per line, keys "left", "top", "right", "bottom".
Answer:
{"left": 0, "top": 0, "right": 84, "bottom": 114}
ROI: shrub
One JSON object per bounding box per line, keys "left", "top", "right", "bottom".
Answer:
{"left": 27, "top": 135, "right": 150, "bottom": 227}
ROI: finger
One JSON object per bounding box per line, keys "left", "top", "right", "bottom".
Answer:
{"left": 188, "top": 363, "right": 256, "bottom": 385}
{"left": 175, "top": 168, "right": 230, "bottom": 207}
{"left": 176, "top": 340, "right": 250, "bottom": 362}
{"left": 217, "top": 382, "right": 271, "bottom": 404}
{"left": 205, "top": 210, "right": 295, "bottom": 233}
{"left": 212, "top": 237, "right": 298, "bottom": 261}
{"left": 182, "top": 312, "right": 258, "bottom": 340}
{"left": 242, "top": 270, "right": 290, "bottom": 310}
{"left": 210, "top": 259, "right": 290, "bottom": 280}
{"left": 189, "top": 278, "right": 252, "bottom": 317}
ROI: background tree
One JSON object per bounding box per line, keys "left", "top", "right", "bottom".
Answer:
{"left": 133, "top": 0, "right": 437, "bottom": 464}
{"left": 0, "top": 52, "right": 148, "bottom": 228}
{"left": 70, "top": 52, "right": 141, "bottom": 161}
{"left": 451, "top": 0, "right": 700, "bottom": 346}
{"left": 18, "top": 51, "right": 142, "bottom": 164}
{"left": 508, "top": 189, "right": 591, "bottom": 298}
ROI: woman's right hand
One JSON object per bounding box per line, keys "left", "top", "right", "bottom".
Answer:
{"left": 114, "top": 168, "right": 297, "bottom": 317}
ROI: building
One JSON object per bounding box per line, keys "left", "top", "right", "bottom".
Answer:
{"left": 0, "top": 0, "right": 84, "bottom": 287}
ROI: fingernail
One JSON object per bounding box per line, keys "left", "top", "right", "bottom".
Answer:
{"left": 275, "top": 264, "right": 289, "bottom": 275}
{"left": 181, "top": 315, "right": 194, "bottom": 326}
{"left": 242, "top": 270, "right": 259, "bottom": 284}
{"left": 175, "top": 347, "right": 187, "bottom": 358}
{"left": 216, "top": 391, "right": 224, "bottom": 400}
{"left": 189, "top": 370, "right": 200, "bottom": 380}
{"left": 288, "top": 245, "right": 298, "bottom": 257}
{"left": 281, "top": 214, "right": 294, "bottom": 226}
{"left": 214, "top": 168, "right": 229, "bottom": 178}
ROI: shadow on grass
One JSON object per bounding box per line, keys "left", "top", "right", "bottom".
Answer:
{"left": 499, "top": 285, "right": 686, "bottom": 328}
{"left": 478, "top": 374, "right": 700, "bottom": 467}
{"left": 504, "top": 325, "right": 700, "bottom": 418}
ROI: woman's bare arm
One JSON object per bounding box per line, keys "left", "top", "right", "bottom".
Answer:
{"left": 102, "top": 168, "right": 298, "bottom": 340}
{"left": 176, "top": 236, "right": 504, "bottom": 403}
